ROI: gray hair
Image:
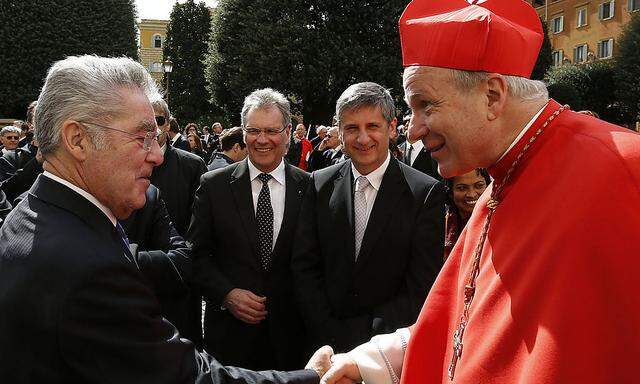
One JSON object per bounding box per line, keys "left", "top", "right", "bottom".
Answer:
{"left": 335, "top": 82, "right": 396, "bottom": 127}
{"left": 152, "top": 98, "right": 170, "bottom": 118}
{"left": 35, "top": 55, "right": 162, "bottom": 155}
{"left": 241, "top": 88, "right": 291, "bottom": 128}
{"left": 1, "top": 126, "right": 20, "bottom": 136}
{"left": 448, "top": 69, "right": 548, "bottom": 101}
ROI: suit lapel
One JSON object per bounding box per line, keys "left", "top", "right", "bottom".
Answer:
{"left": 329, "top": 161, "right": 356, "bottom": 259}
{"left": 356, "top": 158, "right": 407, "bottom": 266}
{"left": 230, "top": 159, "right": 259, "bottom": 255}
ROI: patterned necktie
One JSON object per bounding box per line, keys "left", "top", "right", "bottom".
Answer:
{"left": 405, "top": 143, "right": 413, "bottom": 165}
{"left": 115, "top": 222, "right": 138, "bottom": 268}
{"left": 256, "top": 173, "right": 274, "bottom": 270}
{"left": 354, "top": 176, "right": 370, "bottom": 260}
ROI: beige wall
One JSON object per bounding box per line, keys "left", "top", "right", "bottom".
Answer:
{"left": 530, "top": 0, "right": 637, "bottom": 65}
{"left": 137, "top": 19, "right": 168, "bottom": 85}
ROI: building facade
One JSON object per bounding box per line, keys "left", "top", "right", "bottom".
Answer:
{"left": 138, "top": 19, "right": 169, "bottom": 85}
{"left": 530, "top": 0, "right": 639, "bottom": 66}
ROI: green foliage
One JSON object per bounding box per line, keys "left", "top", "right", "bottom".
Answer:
{"left": 531, "top": 18, "right": 553, "bottom": 81}
{"left": 163, "top": 0, "right": 213, "bottom": 124}
{"left": 0, "top": 0, "right": 138, "bottom": 118}
{"left": 614, "top": 12, "right": 640, "bottom": 123}
{"left": 546, "top": 60, "right": 626, "bottom": 124}
{"left": 206, "top": 0, "right": 406, "bottom": 125}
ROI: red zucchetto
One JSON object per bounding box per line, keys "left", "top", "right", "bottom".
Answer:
{"left": 399, "top": 0, "right": 543, "bottom": 78}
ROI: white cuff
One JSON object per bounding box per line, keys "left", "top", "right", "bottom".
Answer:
{"left": 348, "top": 328, "right": 411, "bottom": 384}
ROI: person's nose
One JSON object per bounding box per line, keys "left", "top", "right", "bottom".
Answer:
{"left": 356, "top": 127, "right": 371, "bottom": 145}
{"left": 146, "top": 139, "right": 164, "bottom": 167}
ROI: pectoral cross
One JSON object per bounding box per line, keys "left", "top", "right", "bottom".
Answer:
{"left": 448, "top": 324, "right": 465, "bottom": 380}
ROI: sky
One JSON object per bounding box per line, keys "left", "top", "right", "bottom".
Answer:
{"left": 135, "top": 0, "right": 218, "bottom": 20}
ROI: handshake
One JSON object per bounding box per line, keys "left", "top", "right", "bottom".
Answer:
{"left": 305, "top": 345, "right": 362, "bottom": 384}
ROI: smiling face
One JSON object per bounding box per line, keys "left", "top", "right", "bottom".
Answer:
{"left": 244, "top": 106, "right": 290, "bottom": 173}
{"left": 340, "top": 105, "right": 396, "bottom": 175}
{"left": 451, "top": 170, "right": 488, "bottom": 219}
{"left": 83, "top": 90, "right": 163, "bottom": 219}
{"left": 0, "top": 131, "right": 20, "bottom": 150}
{"left": 403, "top": 66, "right": 495, "bottom": 178}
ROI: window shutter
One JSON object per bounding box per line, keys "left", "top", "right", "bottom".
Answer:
{"left": 599, "top": 3, "right": 604, "bottom": 19}
{"left": 612, "top": 0, "right": 616, "bottom": 17}
{"left": 560, "top": 15, "right": 564, "bottom": 32}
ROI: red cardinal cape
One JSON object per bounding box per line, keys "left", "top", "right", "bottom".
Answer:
{"left": 402, "top": 100, "right": 640, "bottom": 383}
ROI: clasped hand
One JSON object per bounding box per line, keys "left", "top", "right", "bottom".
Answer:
{"left": 223, "top": 288, "right": 267, "bottom": 324}
{"left": 305, "top": 346, "right": 363, "bottom": 384}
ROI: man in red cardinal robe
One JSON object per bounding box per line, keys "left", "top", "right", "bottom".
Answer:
{"left": 320, "top": 0, "right": 640, "bottom": 383}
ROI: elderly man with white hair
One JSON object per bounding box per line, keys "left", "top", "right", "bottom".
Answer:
{"left": 0, "top": 126, "right": 21, "bottom": 155}
{"left": 0, "top": 55, "right": 331, "bottom": 383}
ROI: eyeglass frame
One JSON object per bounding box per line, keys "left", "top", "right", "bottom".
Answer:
{"left": 77, "top": 121, "right": 160, "bottom": 151}
{"left": 242, "top": 125, "right": 288, "bottom": 137}
{"left": 2, "top": 135, "right": 19, "bottom": 140}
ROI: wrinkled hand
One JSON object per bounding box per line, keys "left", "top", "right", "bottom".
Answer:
{"left": 223, "top": 288, "right": 267, "bottom": 324}
{"left": 305, "top": 345, "right": 334, "bottom": 379}
{"left": 321, "top": 353, "right": 362, "bottom": 384}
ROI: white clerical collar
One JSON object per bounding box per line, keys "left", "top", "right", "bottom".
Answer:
{"left": 171, "top": 133, "right": 181, "bottom": 144}
{"left": 247, "top": 158, "right": 286, "bottom": 186}
{"left": 409, "top": 140, "right": 424, "bottom": 152}
{"left": 42, "top": 171, "right": 117, "bottom": 226}
{"left": 495, "top": 102, "right": 548, "bottom": 163}
{"left": 351, "top": 152, "right": 391, "bottom": 191}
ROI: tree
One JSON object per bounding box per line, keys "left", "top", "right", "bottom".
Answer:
{"left": 614, "top": 12, "right": 640, "bottom": 123}
{"left": 531, "top": 18, "right": 553, "bottom": 80}
{"left": 546, "top": 60, "right": 626, "bottom": 124}
{"left": 206, "top": 0, "right": 407, "bottom": 126}
{"left": 0, "top": 0, "right": 138, "bottom": 119}
{"left": 163, "top": 0, "right": 213, "bottom": 124}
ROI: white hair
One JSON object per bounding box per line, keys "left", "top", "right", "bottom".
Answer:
{"left": 35, "top": 55, "right": 162, "bottom": 155}
{"left": 449, "top": 69, "right": 548, "bottom": 101}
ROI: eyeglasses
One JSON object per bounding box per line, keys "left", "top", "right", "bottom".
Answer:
{"left": 78, "top": 121, "right": 160, "bottom": 151}
{"left": 3, "top": 136, "right": 19, "bottom": 140}
{"left": 242, "top": 126, "right": 287, "bottom": 137}
{"left": 155, "top": 115, "right": 167, "bottom": 126}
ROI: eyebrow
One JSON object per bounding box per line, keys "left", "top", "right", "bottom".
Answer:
{"left": 136, "top": 120, "right": 157, "bottom": 132}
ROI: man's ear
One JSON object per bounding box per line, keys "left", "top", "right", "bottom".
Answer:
{"left": 388, "top": 117, "right": 398, "bottom": 135}
{"left": 485, "top": 73, "right": 508, "bottom": 121}
{"left": 60, "top": 121, "right": 91, "bottom": 162}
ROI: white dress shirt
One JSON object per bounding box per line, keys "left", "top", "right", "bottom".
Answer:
{"left": 351, "top": 152, "right": 390, "bottom": 230}
{"left": 171, "top": 132, "right": 182, "bottom": 145}
{"left": 247, "top": 158, "right": 286, "bottom": 249}
{"left": 2, "top": 148, "right": 13, "bottom": 156}
{"left": 405, "top": 140, "right": 424, "bottom": 166}
{"left": 42, "top": 171, "right": 117, "bottom": 226}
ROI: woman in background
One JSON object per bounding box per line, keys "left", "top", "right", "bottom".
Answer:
{"left": 187, "top": 133, "right": 209, "bottom": 163}
{"left": 444, "top": 168, "right": 491, "bottom": 260}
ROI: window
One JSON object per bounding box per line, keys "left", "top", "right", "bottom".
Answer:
{"left": 597, "top": 38, "right": 614, "bottom": 58}
{"left": 574, "top": 44, "right": 588, "bottom": 63}
{"left": 153, "top": 35, "right": 162, "bottom": 49}
{"left": 629, "top": 0, "right": 640, "bottom": 11}
{"left": 552, "top": 50, "right": 564, "bottom": 66}
{"left": 599, "top": 1, "right": 615, "bottom": 20}
{"left": 149, "top": 62, "right": 164, "bottom": 73}
{"left": 551, "top": 15, "right": 564, "bottom": 33}
{"left": 577, "top": 7, "right": 588, "bottom": 27}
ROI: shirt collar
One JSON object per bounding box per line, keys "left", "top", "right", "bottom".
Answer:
{"left": 171, "top": 133, "right": 180, "bottom": 143}
{"left": 495, "top": 102, "right": 548, "bottom": 164}
{"left": 2, "top": 148, "right": 13, "bottom": 155}
{"left": 409, "top": 140, "right": 424, "bottom": 152}
{"left": 247, "top": 158, "right": 286, "bottom": 186}
{"left": 42, "top": 171, "right": 117, "bottom": 226}
{"left": 351, "top": 152, "right": 391, "bottom": 191}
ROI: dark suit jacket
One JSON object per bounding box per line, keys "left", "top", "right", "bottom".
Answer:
{"left": 399, "top": 141, "right": 441, "bottom": 180}
{"left": 172, "top": 134, "right": 192, "bottom": 152}
{"left": 308, "top": 147, "right": 342, "bottom": 172}
{"left": 0, "top": 175, "right": 318, "bottom": 383}
{"left": 0, "top": 145, "right": 43, "bottom": 202}
{"left": 292, "top": 157, "right": 445, "bottom": 352}
{"left": 151, "top": 144, "right": 207, "bottom": 236}
{"left": 188, "top": 159, "right": 310, "bottom": 370}
{"left": 120, "top": 184, "right": 202, "bottom": 348}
